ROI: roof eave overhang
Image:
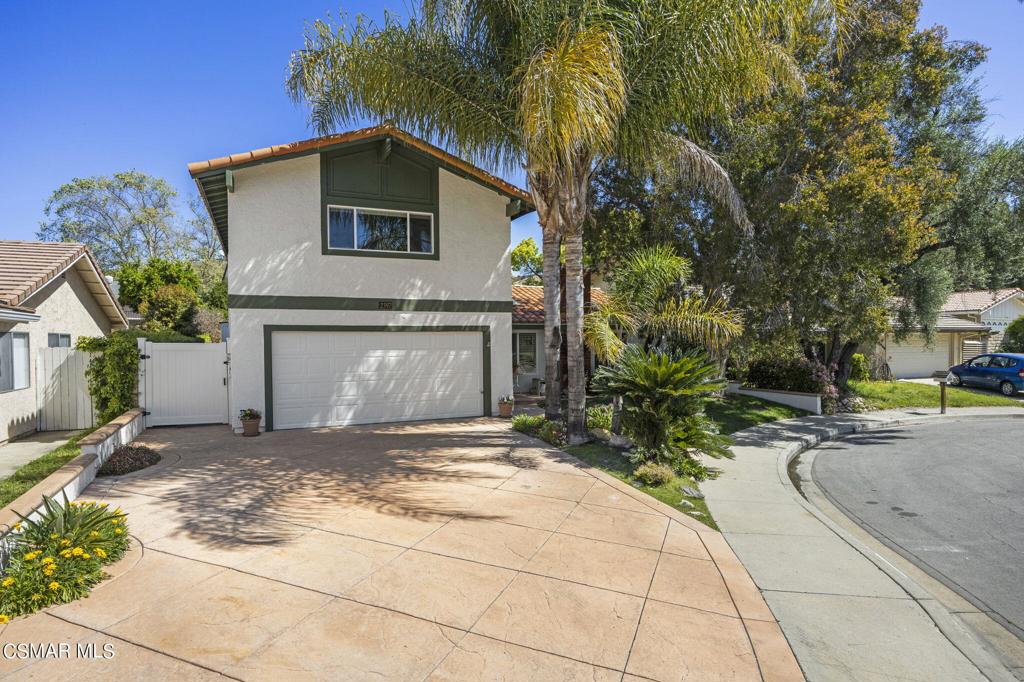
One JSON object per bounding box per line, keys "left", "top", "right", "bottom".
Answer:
{"left": 0, "top": 308, "right": 41, "bottom": 322}
{"left": 19, "top": 252, "right": 129, "bottom": 330}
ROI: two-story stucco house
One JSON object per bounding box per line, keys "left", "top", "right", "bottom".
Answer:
{"left": 0, "top": 241, "right": 127, "bottom": 442}
{"left": 190, "top": 125, "right": 533, "bottom": 432}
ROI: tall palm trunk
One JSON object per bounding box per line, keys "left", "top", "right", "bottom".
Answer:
{"left": 563, "top": 227, "right": 588, "bottom": 443}
{"left": 541, "top": 225, "right": 563, "bottom": 421}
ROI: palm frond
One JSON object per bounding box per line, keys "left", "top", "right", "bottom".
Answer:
{"left": 515, "top": 20, "right": 626, "bottom": 171}
{"left": 657, "top": 134, "right": 752, "bottom": 234}
{"left": 647, "top": 295, "right": 744, "bottom": 352}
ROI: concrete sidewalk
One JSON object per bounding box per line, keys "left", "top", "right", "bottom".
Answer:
{"left": 702, "top": 407, "right": 1024, "bottom": 682}
{"left": 0, "top": 430, "right": 75, "bottom": 479}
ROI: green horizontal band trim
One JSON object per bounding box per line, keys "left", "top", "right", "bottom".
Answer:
{"left": 230, "top": 294, "right": 512, "bottom": 313}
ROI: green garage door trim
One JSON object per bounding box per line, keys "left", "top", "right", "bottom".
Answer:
{"left": 263, "top": 324, "right": 492, "bottom": 431}
{"left": 232, "top": 294, "right": 512, "bottom": 313}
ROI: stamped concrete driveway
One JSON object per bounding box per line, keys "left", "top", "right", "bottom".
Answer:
{"left": 1, "top": 420, "right": 799, "bottom": 681}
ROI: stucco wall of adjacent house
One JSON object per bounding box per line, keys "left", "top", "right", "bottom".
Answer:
{"left": 227, "top": 308, "right": 512, "bottom": 431}
{"left": 0, "top": 267, "right": 111, "bottom": 442}
{"left": 226, "top": 155, "right": 513, "bottom": 302}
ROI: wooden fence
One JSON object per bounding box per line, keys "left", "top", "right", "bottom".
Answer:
{"left": 36, "top": 347, "right": 96, "bottom": 431}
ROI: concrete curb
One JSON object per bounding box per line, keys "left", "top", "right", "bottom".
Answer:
{"left": 707, "top": 408, "right": 1024, "bottom": 682}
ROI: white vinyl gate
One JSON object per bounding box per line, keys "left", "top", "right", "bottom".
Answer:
{"left": 36, "top": 347, "right": 96, "bottom": 431}
{"left": 139, "top": 341, "right": 229, "bottom": 427}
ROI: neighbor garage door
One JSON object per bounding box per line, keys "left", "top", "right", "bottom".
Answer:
{"left": 885, "top": 333, "right": 952, "bottom": 379}
{"left": 270, "top": 330, "right": 484, "bottom": 430}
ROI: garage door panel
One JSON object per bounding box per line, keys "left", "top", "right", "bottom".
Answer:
{"left": 271, "top": 330, "right": 484, "bottom": 429}
{"left": 886, "top": 334, "right": 952, "bottom": 379}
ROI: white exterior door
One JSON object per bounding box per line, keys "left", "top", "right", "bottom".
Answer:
{"left": 884, "top": 334, "right": 952, "bottom": 379}
{"left": 271, "top": 330, "right": 484, "bottom": 430}
{"left": 142, "top": 342, "right": 229, "bottom": 427}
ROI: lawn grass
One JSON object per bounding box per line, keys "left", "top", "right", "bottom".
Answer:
{"left": 705, "top": 394, "right": 807, "bottom": 435}
{"left": 851, "top": 380, "right": 1023, "bottom": 410}
{"left": 566, "top": 394, "right": 805, "bottom": 530}
{"left": 0, "top": 430, "right": 93, "bottom": 508}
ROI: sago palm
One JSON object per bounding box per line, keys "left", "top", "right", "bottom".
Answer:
{"left": 288, "top": 0, "right": 841, "bottom": 443}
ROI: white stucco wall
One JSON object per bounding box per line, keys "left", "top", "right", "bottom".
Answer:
{"left": 224, "top": 151, "right": 515, "bottom": 430}
{"left": 0, "top": 268, "right": 112, "bottom": 442}
{"left": 227, "top": 156, "right": 512, "bottom": 301}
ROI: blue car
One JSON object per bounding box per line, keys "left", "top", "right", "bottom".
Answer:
{"left": 948, "top": 353, "right": 1024, "bottom": 396}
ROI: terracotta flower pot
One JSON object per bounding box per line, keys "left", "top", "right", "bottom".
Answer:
{"left": 241, "top": 418, "right": 261, "bottom": 437}
{"left": 498, "top": 402, "right": 514, "bottom": 418}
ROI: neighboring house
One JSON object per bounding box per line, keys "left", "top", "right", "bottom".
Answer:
{"left": 0, "top": 241, "right": 127, "bottom": 443}
{"left": 189, "top": 124, "right": 534, "bottom": 431}
{"left": 510, "top": 282, "right": 608, "bottom": 394}
{"left": 879, "top": 288, "right": 1024, "bottom": 379}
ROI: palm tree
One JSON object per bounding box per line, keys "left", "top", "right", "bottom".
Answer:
{"left": 287, "top": 0, "right": 839, "bottom": 443}
{"left": 584, "top": 246, "right": 743, "bottom": 362}
{"left": 584, "top": 246, "right": 742, "bottom": 431}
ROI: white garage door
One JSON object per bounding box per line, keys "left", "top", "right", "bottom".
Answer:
{"left": 885, "top": 334, "right": 952, "bottom": 379}
{"left": 271, "top": 330, "right": 484, "bottom": 430}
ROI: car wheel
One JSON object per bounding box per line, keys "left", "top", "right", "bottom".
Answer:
{"left": 1000, "top": 381, "right": 1017, "bottom": 397}
{"left": 948, "top": 373, "right": 962, "bottom": 386}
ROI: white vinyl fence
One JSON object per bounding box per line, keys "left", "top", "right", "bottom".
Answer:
{"left": 138, "top": 340, "right": 229, "bottom": 427}
{"left": 36, "top": 347, "right": 97, "bottom": 431}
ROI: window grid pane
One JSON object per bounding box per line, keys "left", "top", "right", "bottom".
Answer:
{"left": 326, "top": 205, "right": 434, "bottom": 255}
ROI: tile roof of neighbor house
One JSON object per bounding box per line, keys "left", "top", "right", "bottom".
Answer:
{"left": 0, "top": 241, "right": 127, "bottom": 327}
{"left": 942, "top": 288, "right": 1023, "bottom": 314}
{"left": 188, "top": 124, "right": 533, "bottom": 204}
{"left": 512, "top": 284, "right": 609, "bottom": 325}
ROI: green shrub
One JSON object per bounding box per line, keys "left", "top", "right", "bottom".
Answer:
{"left": 633, "top": 461, "right": 675, "bottom": 486}
{"left": 98, "top": 445, "right": 161, "bottom": 477}
{"left": 593, "top": 346, "right": 731, "bottom": 465}
{"left": 511, "top": 413, "right": 565, "bottom": 447}
{"left": 138, "top": 284, "right": 199, "bottom": 336}
{"left": 849, "top": 353, "right": 870, "bottom": 382}
{"left": 586, "top": 404, "right": 613, "bottom": 431}
{"left": 115, "top": 258, "right": 201, "bottom": 310}
{"left": 0, "top": 494, "right": 130, "bottom": 621}
{"left": 1002, "top": 316, "right": 1024, "bottom": 353}
{"left": 77, "top": 329, "right": 198, "bottom": 423}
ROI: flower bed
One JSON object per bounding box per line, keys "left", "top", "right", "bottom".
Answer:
{"left": 98, "top": 444, "right": 161, "bottom": 477}
{"left": 0, "top": 495, "right": 129, "bottom": 622}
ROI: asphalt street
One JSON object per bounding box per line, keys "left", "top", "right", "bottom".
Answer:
{"left": 813, "top": 419, "right": 1024, "bottom": 640}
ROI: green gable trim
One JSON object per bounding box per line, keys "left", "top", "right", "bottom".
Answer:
{"left": 262, "top": 324, "right": 492, "bottom": 431}
{"left": 230, "top": 294, "right": 512, "bottom": 313}
{"left": 320, "top": 140, "right": 441, "bottom": 261}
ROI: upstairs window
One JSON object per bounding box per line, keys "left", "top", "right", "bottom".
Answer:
{"left": 328, "top": 206, "right": 434, "bottom": 255}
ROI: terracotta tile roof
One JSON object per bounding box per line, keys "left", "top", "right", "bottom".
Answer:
{"left": 0, "top": 240, "right": 127, "bottom": 327}
{"left": 941, "top": 288, "right": 1023, "bottom": 314}
{"left": 512, "top": 284, "right": 609, "bottom": 325}
{"left": 188, "top": 123, "right": 532, "bottom": 205}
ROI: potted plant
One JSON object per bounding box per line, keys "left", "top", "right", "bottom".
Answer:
{"left": 498, "top": 394, "right": 515, "bottom": 418}
{"left": 239, "top": 408, "right": 262, "bottom": 437}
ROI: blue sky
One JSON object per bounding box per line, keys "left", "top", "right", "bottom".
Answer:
{"left": 1, "top": 1, "right": 1020, "bottom": 246}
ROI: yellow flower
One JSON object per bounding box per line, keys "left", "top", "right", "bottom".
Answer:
{"left": 81, "top": 553, "right": 91, "bottom": 560}
{"left": 114, "top": 528, "right": 123, "bottom": 535}
{"left": 48, "top": 581, "right": 60, "bottom": 591}
{"left": 89, "top": 531, "right": 99, "bottom": 538}
{"left": 0, "top": 615, "right": 8, "bottom": 624}
{"left": 60, "top": 539, "right": 71, "bottom": 547}
{"left": 31, "top": 593, "right": 42, "bottom": 601}
{"left": 50, "top": 534, "right": 59, "bottom": 540}
{"left": 1, "top": 578, "right": 14, "bottom": 588}
{"left": 40, "top": 557, "right": 54, "bottom": 565}
{"left": 71, "top": 547, "right": 84, "bottom": 557}
{"left": 23, "top": 551, "right": 39, "bottom": 561}
{"left": 12, "top": 523, "right": 21, "bottom": 531}
{"left": 94, "top": 548, "right": 107, "bottom": 559}
{"left": 59, "top": 549, "right": 72, "bottom": 558}
{"left": 43, "top": 568, "right": 55, "bottom": 577}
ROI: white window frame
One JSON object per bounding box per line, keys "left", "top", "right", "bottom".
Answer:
{"left": 513, "top": 331, "right": 538, "bottom": 373}
{"left": 327, "top": 204, "right": 435, "bottom": 255}
{"left": 0, "top": 331, "right": 30, "bottom": 393}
